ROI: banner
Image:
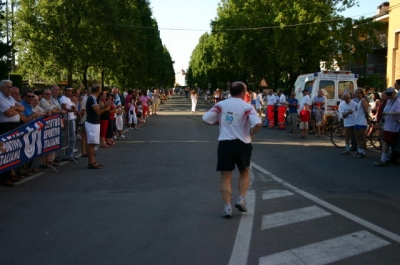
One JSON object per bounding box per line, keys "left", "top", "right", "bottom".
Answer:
{"left": 0, "top": 115, "right": 62, "bottom": 174}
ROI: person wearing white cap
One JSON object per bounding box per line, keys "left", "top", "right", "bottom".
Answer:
{"left": 374, "top": 87, "right": 400, "bottom": 166}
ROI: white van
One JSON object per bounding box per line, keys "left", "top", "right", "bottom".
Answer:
{"left": 293, "top": 71, "right": 358, "bottom": 114}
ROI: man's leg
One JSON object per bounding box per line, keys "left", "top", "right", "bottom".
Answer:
{"left": 238, "top": 167, "right": 250, "bottom": 198}
{"left": 87, "top": 144, "right": 96, "bottom": 165}
{"left": 220, "top": 171, "right": 233, "bottom": 204}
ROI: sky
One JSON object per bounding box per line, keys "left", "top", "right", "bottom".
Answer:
{"left": 150, "top": 0, "right": 388, "bottom": 73}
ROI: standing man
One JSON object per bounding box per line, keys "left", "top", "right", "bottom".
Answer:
{"left": 85, "top": 84, "right": 112, "bottom": 169}
{"left": 0, "top": 80, "right": 24, "bottom": 186}
{"left": 339, "top": 93, "right": 357, "bottom": 155}
{"left": 287, "top": 92, "right": 298, "bottom": 133}
{"left": 266, "top": 89, "right": 277, "bottom": 128}
{"left": 312, "top": 89, "right": 327, "bottom": 133}
{"left": 59, "top": 86, "right": 79, "bottom": 161}
{"left": 202, "top": 81, "right": 262, "bottom": 218}
{"left": 277, "top": 89, "right": 287, "bottom": 130}
{"left": 354, "top": 88, "right": 369, "bottom": 158}
{"left": 395, "top": 79, "right": 400, "bottom": 97}
{"left": 374, "top": 87, "right": 400, "bottom": 166}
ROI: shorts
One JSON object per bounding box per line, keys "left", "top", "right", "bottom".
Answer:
{"left": 217, "top": 139, "right": 252, "bottom": 171}
{"left": 299, "top": 121, "right": 308, "bottom": 130}
{"left": 355, "top": 124, "right": 367, "bottom": 131}
{"left": 382, "top": 130, "right": 398, "bottom": 145}
{"left": 85, "top": 122, "right": 100, "bottom": 145}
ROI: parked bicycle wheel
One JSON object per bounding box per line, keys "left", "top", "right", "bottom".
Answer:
{"left": 330, "top": 126, "right": 346, "bottom": 148}
{"left": 369, "top": 128, "right": 382, "bottom": 150}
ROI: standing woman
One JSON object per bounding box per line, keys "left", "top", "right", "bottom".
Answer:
{"left": 213, "top": 88, "right": 221, "bottom": 104}
{"left": 140, "top": 90, "right": 152, "bottom": 122}
{"left": 106, "top": 93, "right": 117, "bottom": 146}
{"left": 98, "top": 92, "right": 110, "bottom": 148}
{"left": 191, "top": 89, "right": 198, "bottom": 113}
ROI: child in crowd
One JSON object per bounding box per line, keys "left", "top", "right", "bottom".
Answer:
{"left": 314, "top": 103, "right": 324, "bottom": 137}
{"left": 299, "top": 104, "right": 310, "bottom": 139}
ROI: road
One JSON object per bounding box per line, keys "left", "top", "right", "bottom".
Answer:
{"left": 0, "top": 94, "right": 399, "bottom": 265}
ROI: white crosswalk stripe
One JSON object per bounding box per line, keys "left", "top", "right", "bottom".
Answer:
{"left": 262, "top": 205, "right": 331, "bottom": 230}
{"left": 262, "top": 189, "right": 294, "bottom": 200}
{"left": 259, "top": 230, "right": 390, "bottom": 265}
{"left": 227, "top": 162, "right": 398, "bottom": 265}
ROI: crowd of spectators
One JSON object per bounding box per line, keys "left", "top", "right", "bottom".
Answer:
{"left": 0, "top": 79, "right": 170, "bottom": 186}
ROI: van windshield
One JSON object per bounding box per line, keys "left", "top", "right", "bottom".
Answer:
{"left": 319, "top": 80, "right": 334, "bottom": 99}
{"left": 338, "top": 81, "right": 355, "bottom": 99}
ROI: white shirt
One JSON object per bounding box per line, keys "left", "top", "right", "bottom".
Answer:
{"left": 0, "top": 91, "right": 20, "bottom": 122}
{"left": 278, "top": 94, "right": 286, "bottom": 106}
{"left": 383, "top": 97, "right": 400, "bottom": 132}
{"left": 299, "top": 94, "right": 312, "bottom": 113}
{"left": 355, "top": 98, "right": 368, "bottom": 126}
{"left": 202, "top": 97, "right": 261, "bottom": 143}
{"left": 339, "top": 100, "right": 357, "bottom": 127}
{"left": 266, "top": 95, "right": 277, "bottom": 106}
{"left": 59, "top": 95, "right": 76, "bottom": 120}
{"left": 255, "top": 93, "right": 264, "bottom": 109}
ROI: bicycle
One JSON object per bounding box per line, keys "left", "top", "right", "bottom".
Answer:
{"left": 367, "top": 122, "right": 382, "bottom": 150}
{"left": 330, "top": 125, "right": 346, "bottom": 148}
{"left": 324, "top": 106, "right": 342, "bottom": 137}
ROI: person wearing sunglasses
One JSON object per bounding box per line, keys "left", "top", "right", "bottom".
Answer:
{"left": 20, "top": 89, "right": 39, "bottom": 123}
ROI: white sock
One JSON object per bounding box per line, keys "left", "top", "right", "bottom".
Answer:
{"left": 238, "top": 196, "right": 245, "bottom": 202}
{"left": 224, "top": 204, "right": 232, "bottom": 209}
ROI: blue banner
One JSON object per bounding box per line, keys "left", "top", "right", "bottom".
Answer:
{"left": 0, "top": 115, "right": 62, "bottom": 173}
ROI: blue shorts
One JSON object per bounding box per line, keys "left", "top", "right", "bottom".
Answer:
{"left": 355, "top": 124, "right": 367, "bottom": 131}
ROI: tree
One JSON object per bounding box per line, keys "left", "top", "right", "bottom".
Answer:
{"left": 0, "top": 1, "right": 10, "bottom": 79}
{"left": 189, "top": 0, "right": 380, "bottom": 89}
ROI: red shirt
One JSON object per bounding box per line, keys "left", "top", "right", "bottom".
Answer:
{"left": 300, "top": 109, "right": 310, "bottom": 122}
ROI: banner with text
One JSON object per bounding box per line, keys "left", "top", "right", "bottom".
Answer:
{"left": 0, "top": 115, "right": 62, "bottom": 173}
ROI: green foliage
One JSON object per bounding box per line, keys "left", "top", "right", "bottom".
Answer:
{"left": 188, "top": 0, "right": 380, "bottom": 90}
{"left": 13, "top": 0, "right": 175, "bottom": 89}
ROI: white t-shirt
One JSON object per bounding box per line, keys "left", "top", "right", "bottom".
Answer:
{"left": 339, "top": 100, "right": 357, "bottom": 127}
{"left": 59, "top": 95, "right": 76, "bottom": 120}
{"left": 255, "top": 93, "right": 264, "bottom": 109}
{"left": 299, "top": 94, "right": 312, "bottom": 113}
{"left": 202, "top": 97, "right": 261, "bottom": 143}
{"left": 278, "top": 94, "right": 286, "bottom": 106}
{"left": 383, "top": 97, "right": 400, "bottom": 132}
{"left": 266, "top": 95, "right": 277, "bottom": 106}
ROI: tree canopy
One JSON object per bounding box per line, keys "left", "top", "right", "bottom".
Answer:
{"left": 187, "top": 0, "right": 381, "bottom": 91}
{"left": 10, "top": 0, "right": 175, "bottom": 89}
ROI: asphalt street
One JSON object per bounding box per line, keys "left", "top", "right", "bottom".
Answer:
{"left": 0, "top": 94, "right": 399, "bottom": 265}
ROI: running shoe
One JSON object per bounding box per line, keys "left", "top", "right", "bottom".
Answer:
{"left": 222, "top": 207, "right": 232, "bottom": 218}
{"left": 355, "top": 152, "right": 366, "bottom": 158}
{"left": 235, "top": 199, "right": 248, "bottom": 212}
{"left": 118, "top": 135, "right": 126, "bottom": 140}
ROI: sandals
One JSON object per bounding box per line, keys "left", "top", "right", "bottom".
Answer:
{"left": 88, "top": 162, "right": 103, "bottom": 169}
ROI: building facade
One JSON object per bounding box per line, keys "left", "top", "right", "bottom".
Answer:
{"left": 386, "top": 0, "right": 400, "bottom": 86}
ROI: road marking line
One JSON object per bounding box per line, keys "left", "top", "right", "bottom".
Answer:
{"left": 262, "top": 206, "right": 331, "bottom": 230}
{"left": 259, "top": 230, "right": 390, "bottom": 265}
{"left": 262, "top": 190, "right": 294, "bottom": 200}
{"left": 251, "top": 162, "right": 400, "bottom": 243}
{"left": 228, "top": 190, "right": 255, "bottom": 265}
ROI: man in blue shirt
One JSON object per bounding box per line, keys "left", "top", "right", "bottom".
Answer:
{"left": 20, "top": 89, "right": 38, "bottom": 123}
{"left": 287, "top": 92, "right": 298, "bottom": 133}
